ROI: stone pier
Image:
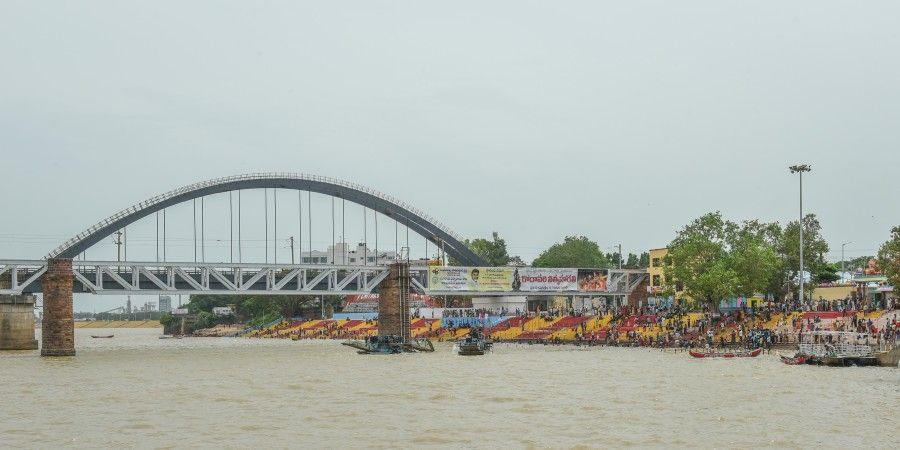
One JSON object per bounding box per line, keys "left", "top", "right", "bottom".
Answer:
{"left": 41, "top": 258, "right": 75, "bottom": 356}
{"left": 0, "top": 295, "right": 39, "bottom": 350}
{"left": 378, "top": 262, "right": 410, "bottom": 342}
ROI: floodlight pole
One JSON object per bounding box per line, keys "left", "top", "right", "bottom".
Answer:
{"left": 841, "top": 242, "right": 852, "bottom": 283}
{"left": 789, "top": 164, "right": 811, "bottom": 303}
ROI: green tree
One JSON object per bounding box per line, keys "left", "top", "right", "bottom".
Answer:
{"left": 842, "top": 255, "right": 876, "bottom": 274}
{"left": 532, "top": 236, "right": 610, "bottom": 268}
{"left": 664, "top": 212, "right": 739, "bottom": 311}
{"left": 813, "top": 262, "right": 840, "bottom": 284}
{"left": 638, "top": 251, "right": 650, "bottom": 268}
{"left": 459, "top": 232, "right": 515, "bottom": 266}
{"left": 878, "top": 226, "right": 900, "bottom": 288}
{"left": 779, "top": 214, "right": 829, "bottom": 300}
{"left": 728, "top": 222, "right": 781, "bottom": 298}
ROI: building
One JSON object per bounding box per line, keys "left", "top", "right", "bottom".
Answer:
{"left": 299, "top": 242, "right": 429, "bottom": 265}
{"left": 647, "top": 247, "right": 668, "bottom": 295}
{"left": 212, "top": 306, "right": 234, "bottom": 316}
{"left": 158, "top": 295, "right": 172, "bottom": 313}
{"left": 646, "top": 247, "right": 689, "bottom": 306}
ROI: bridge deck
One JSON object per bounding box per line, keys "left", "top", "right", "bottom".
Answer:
{"left": 0, "top": 260, "right": 646, "bottom": 297}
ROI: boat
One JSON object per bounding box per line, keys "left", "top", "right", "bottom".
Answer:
{"left": 342, "top": 335, "right": 435, "bottom": 354}
{"left": 875, "top": 345, "right": 900, "bottom": 367}
{"left": 90, "top": 334, "right": 114, "bottom": 339}
{"left": 779, "top": 354, "right": 808, "bottom": 365}
{"left": 780, "top": 331, "right": 899, "bottom": 367}
{"left": 689, "top": 348, "right": 762, "bottom": 358}
{"left": 454, "top": 329, "right": 493, "bottom": 356}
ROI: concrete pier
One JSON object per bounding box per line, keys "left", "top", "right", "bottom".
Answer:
{"left": 0, "top": 295, "right": 39, "bottom": 350}
{"left": 378, "top": 262, "right": 410, "bottom": 342}
{"left": 41, "top": 258, "right": 75, "bottom": 356}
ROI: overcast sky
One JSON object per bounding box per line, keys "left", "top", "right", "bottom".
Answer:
{"left": 2, "top": 1, "right": 898, "bottom": 310}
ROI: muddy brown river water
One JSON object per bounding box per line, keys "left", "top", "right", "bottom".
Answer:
{"left": 1, "top": 328, "right": 897, "bottom": 448}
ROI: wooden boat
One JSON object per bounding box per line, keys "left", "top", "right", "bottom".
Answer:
{"left": 90, "top": 334, "right": 114, "bottom": 339}
{"left": 780, "top": 354, "right": 808, "bottom": 365}
{"left": 875, "top": 345, "right": 900, "bottom": 368}
{"left": 342, "top": 335, "right": 434, "bottom": 354}
{"left": 689, "top": 348, "right": 762, "bottom": 358}
{"left": 454, "top": 329, "right": 493, "bottom": 356}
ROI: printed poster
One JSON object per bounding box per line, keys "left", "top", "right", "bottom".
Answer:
{"left": 514, "top": 268, "right": 578, "bottom": 292}
{"left": 428, "top": 267, "right": 514, "bottom": 292}
{"left": 577, "top": 269, "right": 608, "bottom": 292}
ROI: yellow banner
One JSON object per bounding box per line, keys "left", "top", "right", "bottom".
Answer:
{"left": 428, "top": 267, "right": 514, "bottom": 292}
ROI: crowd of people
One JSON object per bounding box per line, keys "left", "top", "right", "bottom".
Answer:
{"left": 245, "top": 294, "right": 900, "bottom": 352}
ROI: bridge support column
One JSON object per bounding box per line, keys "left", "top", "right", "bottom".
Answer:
{"left": 41, "top": 258, "right": 75, "bottom": 357}
{"left": 0, "top": 294, "right": 39, "bottom": 350}
{"left": 378, "top": 262, "right": 410, "bottom": 342}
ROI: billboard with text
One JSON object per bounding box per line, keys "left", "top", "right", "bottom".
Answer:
{"left": 428, "top": 267, "right": 514, "bottom": 292}
{"left": 514, "top": 268, "right": 578, "bottom": 292}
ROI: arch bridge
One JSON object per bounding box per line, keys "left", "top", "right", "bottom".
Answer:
{"left": 0, "top": 173, "right": 647, "bottom": 356}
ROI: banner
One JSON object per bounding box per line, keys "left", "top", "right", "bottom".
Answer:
{"left": 514, "top": 268, "right": 578, "bottom": 292}
{"left": 577, "top": 269, "right": 608, "bottom": 292}
{"left": 428, "top": 267, "right": 514, "bottom": 292}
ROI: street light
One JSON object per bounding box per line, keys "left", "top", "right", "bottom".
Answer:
{"left": 789, "top": 164, "right": 811, "bottom": 302}
{"left": 841, "top": 241, "right": 852, "bottom": 283}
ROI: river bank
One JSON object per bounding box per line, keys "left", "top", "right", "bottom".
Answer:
{"left": 73, "top": 320, "right": 161, "bottom": 329}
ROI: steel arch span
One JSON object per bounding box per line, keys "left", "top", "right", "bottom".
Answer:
{"left": 47, "top": 173, "right": 485, "bottom": 266}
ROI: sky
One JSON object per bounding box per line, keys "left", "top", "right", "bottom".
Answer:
{"left": 1, "top": 1, "right": 898, "bottom": 311}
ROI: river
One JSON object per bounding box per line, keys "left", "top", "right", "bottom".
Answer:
{"left": 1, "top": 328, "right": 897, "bottom": 448}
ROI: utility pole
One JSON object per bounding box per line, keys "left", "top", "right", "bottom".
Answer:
{"left": 617, "top": 243, "right": 623, "bottom": 269}
{"left": 789, "top": 164, "right": 811, "bottom": 303}
{"left": 289, "top": 236, "right": 295, "bottom": 264}
{"left": 113, "top": 230, "right": 124, "bottom": 271}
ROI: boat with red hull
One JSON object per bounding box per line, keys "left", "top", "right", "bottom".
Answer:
{"left": 689, "top": 348, "right": 762, "bottom": 358}
{"left": 780, "top": 354, "right": 808, "bottom": 365}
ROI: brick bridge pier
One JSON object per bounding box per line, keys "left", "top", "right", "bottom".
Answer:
{"left": 377, "top": 262, "right": 411, "bottom": 342}
{"left": 41, "top": 258, "right": 75, "bottom": 356}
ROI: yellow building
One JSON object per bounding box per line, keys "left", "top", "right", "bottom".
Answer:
{"left": 647, "top": 247, "right": 692, "bottom": 305}
{"left": 647, "top": 247, "right": 668, "bottom": 295}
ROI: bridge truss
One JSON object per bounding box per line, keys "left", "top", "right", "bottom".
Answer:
{"left": 0, "top": 260, "right": 646, "bottom": 297}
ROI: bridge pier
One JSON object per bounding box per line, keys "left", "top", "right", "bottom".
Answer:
{"left": 378, "top": 262, "right": 410, "bottom": 342}
{"left": 41, "top": 258, "right": 75, "bottom": 357}
{"left": 0, "top": 294, "right": 39, "bottom": 350}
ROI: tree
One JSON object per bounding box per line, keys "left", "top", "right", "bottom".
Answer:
{"left": 778, "top": 214, "right": 829, "bottom": 300}
{"left": 728, "top": 222, "right": 781, "bottom": 298}
{"left": 459, "top": 232, "right": 516, "bottom": 266}
{"left": 878, "top": 226, "right": 900, "bottom": 288}
{"left": 508, "top": 255, "right": 527, "bottom": 266}
{"left": 625, "top": 253, "right": 639, "bottom": 268}
{"left": 638, "top": 251, "right": 650, "bottom": 269}
{"left": 664, "top": 212, "right": 738, "bottom": 311}
{"left": 842, "top": 255, "right": 876, "bottom": 274}
{"left": 532, "top": 236, "right": 610, "bottom": 268}
{"left": 813, "top": 262, "right": 840, "bottom": 284}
